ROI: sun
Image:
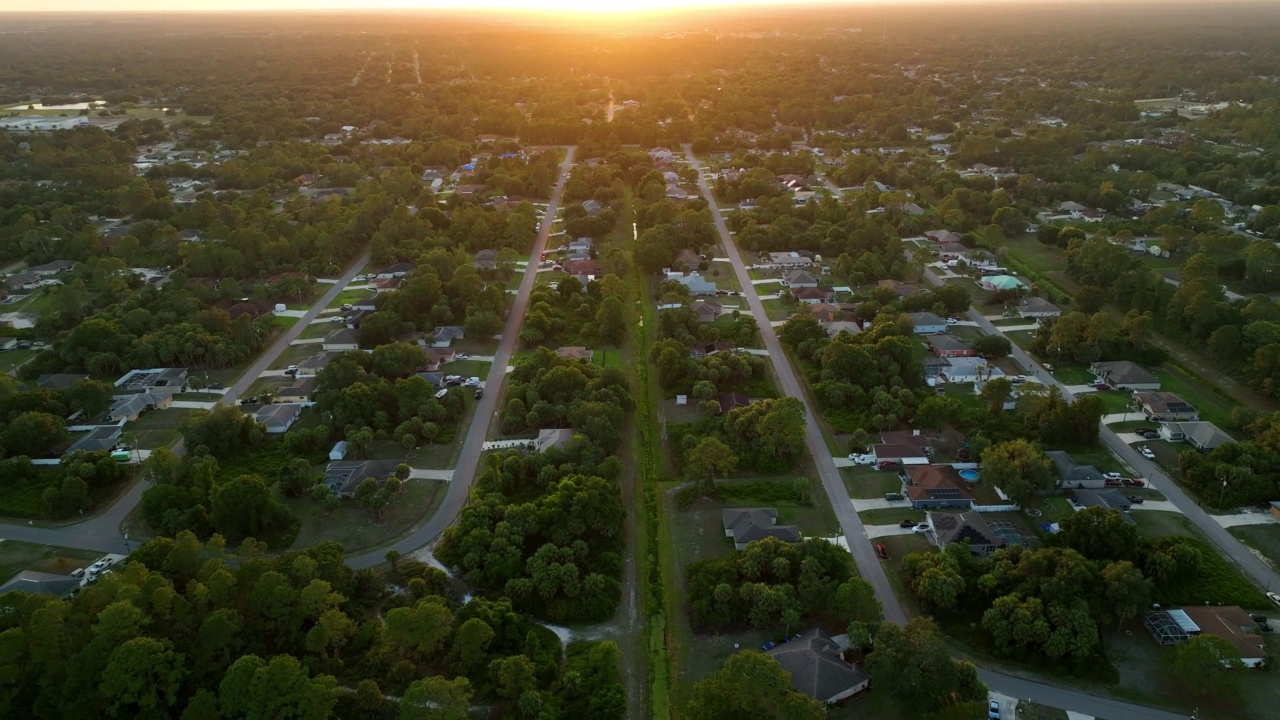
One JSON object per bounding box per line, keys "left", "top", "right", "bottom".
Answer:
{"left": 382, "top": 0, "right": 779, "bottom": 14}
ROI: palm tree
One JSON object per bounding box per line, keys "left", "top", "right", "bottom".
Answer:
{"left": 385, "top": 549, "right": 401, "bottom": 575}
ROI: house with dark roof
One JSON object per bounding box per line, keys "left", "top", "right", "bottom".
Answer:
{"left": 784, "top": 270, "right": 819, "bottom": 288}
{"left": 928, "top": 510, "right": 1003, "bottom": 555}
{"left": 1072, "top": 488, "right": 1135, "bottom": 524}
{"left": 430, "top": 326, "right": 466, "bottom": 348}
{"left": 877, "top": 279, "right": 922, "bottom": 298}
{"left": 556, "top": 347, "right": 594, "bottom": 361}
{"left": 5, "top": 272, "right": 39, "bottom": 291}
{"left": 324, "top": 460, "right": 394, "bottom": 498}
{"left": 376, "top": 262, "right": 415, "bottom": 279}
{"left": 665, "top": 271, "right": 716, "bottom": 296}
{"left": 0, "top": 570, "right": 81, "bottom": 598}
{"left": 690, "top": 299, "right": 722, "bottom": 323}
{"left": 792, "top": 287, "right": 836, "bottom": 304}
{"left": 299, "top": 351, "right": 338, "bottom": 376}
{"left": 905, "top": 465, "right": 975, "bottom": 510}
{"left": 924, "top": 229, "right": 963, "bottom": 244}
{"left": 106, "top": 392, "right": 172, "bottom": 423}
{"left": 1090, "top": 361, "right": 1160, "bottom": 391}
{"left": 565, "top": 259, "right": 602, "bottom": 279}
{"left": 1158, "top": 421, "right": 1232, "bottom": 451}
{"left": 1178, "top": 606, "right": 1268, "bottom": 668}
{"left": 1046, "top": 450, "right": 1107, "bottom": 489}
{"left": 253, "top": 403, "right": 304, "bottom": 434}
{"left": 766, "top": 628, "right": 870, "bottom": 704}
{"left": 909, "top": 312, "right": 949, "bottom": 334}
{"left": 767, "top": 251, "right": 814, "bottom": 267}
{"left": 692, "top": 341, "right": 734, "bottom": 359}
{"left": 323, "top": 328, "right": 360, "bottom": 352}
{"left": 717, "top": 392, "right": 750, "bottom": 415}
{"left": 1018, "top": 296, "right": 1061, "bottom": 319}
{"left": 721, "top": 508, "right": 802, "bottom": 550}
{"left": 29, "top": 260, "right": 76, "bottom": 276}
{"left": 1136, "top": 392, "right": 1199, "bottom": 421}
{"left": 114, "top": 368, "right": 188, "bottom": 394}
{"left": 68, "top": 426, "right": 123, "bottom": 454}
{"left": 421, "top": 348, "right": 456, "bottom": 372}
{"left": 276, "top": 377, "right": 317, "bottom": 402}
{"left": 927, "top": 335, "right": 975, "bottom": 358}
{"left": 473, "top": 249, "right": 498, "bottom": 271}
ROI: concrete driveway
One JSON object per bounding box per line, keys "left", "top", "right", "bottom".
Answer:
{"left": 866, "top": 524, "right": 925, "bottom": 539}
{"left": 1128, "top": 500, "right": 1183, "bottom": 513}
{"left": 850, "top": 497, "right": 909, "bottom": 511}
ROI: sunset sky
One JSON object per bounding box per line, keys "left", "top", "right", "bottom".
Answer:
{"left": 0, "top": 0, "right": 1096, "bottom": 13}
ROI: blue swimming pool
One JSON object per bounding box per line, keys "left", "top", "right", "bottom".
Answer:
{"left": 959, "top": 469, "right": 980, "bottom": 482}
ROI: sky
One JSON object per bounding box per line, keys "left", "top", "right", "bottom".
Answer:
{"left": 0, "top": 0, "right": 1079, "bottom": 13}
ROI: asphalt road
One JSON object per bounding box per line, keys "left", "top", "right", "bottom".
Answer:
{"left": 346, "top": 146, "right": 577, "bottom": 569}
{"left": 978, "top": 670, "right": 1187, "bottom": 720}
{"left": 0, "top": 252, "right": 373, "bottom": 554}
{"left": 685, "top": 146, "right": 908, "bottom": 627}
{"left": 915, "top": 267, "right": 1280, "bottom": 595}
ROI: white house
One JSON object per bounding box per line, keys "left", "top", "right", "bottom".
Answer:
{"left": 908, "top": 312, "right": 949, "bottom": 335}
{"left": 0, "top": 116, "right": 85, "bottom": 133}
{"left": 941, "top": 356, "right": 1005, "bottom": 384}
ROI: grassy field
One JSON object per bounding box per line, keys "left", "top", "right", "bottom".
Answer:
{"left": 326, "top": 288, "right": 376, "bottom": 309}
{"left": 298, "top": 319, "right": 343, "bottom": 339}
{"left": 0, "top": 348, "right": 38, "bottom": 373}
{"left": 126, "top": 407, "right": 196, "bottom": 449}
{"left": 285, "top": 478, "right": 446, "bottom": 553}
{"left": 841, "top": 467, "right": 904, "bottom": 498}
{"left": 1152, "top": 366, "right": 1236, "bottom": 430}
{"left": 1050, "top": 365, "right": 1094, "bottom": 384}
{"left": 438, "top": 359, "right": 492, "bottom": 379}
{"left": 1133, "top": 510, "right": 1197, "bottom": 539}
{"left": 0, "top": 540, "right": 103, "bottom": 585}
{"left": 760, "top": 297, "right": 796, "bottom": 322}
{"left": 1227, "top": 523, "right": 1280, "bottom": 568}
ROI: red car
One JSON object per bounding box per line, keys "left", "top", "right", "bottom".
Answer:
{"left": 1093, "top": 383, "right": 1112, "bottom": 390}
{"left": 1123, "top": 478, "right": 1145, "bottom": 487}
{"left": 876, "top": 461, "right": 898, "bottom": 471}
{"left": 1104, "top": 478, "right": 1123, "bottom": 487}
{"left": 874, "top": 543, "right": 889, "bottom": 559}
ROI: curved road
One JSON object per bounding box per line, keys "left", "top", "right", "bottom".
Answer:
{"left": 347, "top": 146, "right": 577, "bottom": 569}
{"left": 0, "top": 252, "right": 371, "bottom": 555}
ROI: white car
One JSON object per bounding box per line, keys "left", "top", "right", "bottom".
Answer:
{"left": 463, "top": 377, "right": 481, "bottom": 387}
{"left": 1267, "top": 592, "right": 1280, "bottom": 608}
{"left": 1011, "top": 375, "right": 1027, "bottom": 383}
{"left": 945, "top": 317, "right": 958, "bottom": 324}
{"left": 1140, "top": 447, "right": 1156, "bottom": 459}
{"left": 912, "top": 524, "right": 930, "bottom": 534}
{"left": 87, "top": 561, "right": 107, "bottom": 576}
{"left": 846, "top": 454, "right": 875, "bottom": 465}
{"left": 1102, "top": 472, "right": 1123, "bottom": 481}
{"left": 455, "top": 353, "right": 469, "bottom": 360}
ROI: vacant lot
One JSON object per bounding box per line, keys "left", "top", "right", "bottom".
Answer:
{"left": 1228, "top": 523, "right": 1280, "bottom": 568}
{"left": 127, "top": 407, "right": 196, "bottom": 449}
{"left": 285, "top": 478, "right": 446, "bottom": 553}
{"left": 841, "top": 467, "right": 903, "bottom": 498}
{"left": 1133, "top": 510, "right": 1196, "bottom": 539}
{"left": 0, "top": 540, "right": 102, "bottom": 585}
{"left": 1152, "top": 366, "right": 1235, "bottom": 430}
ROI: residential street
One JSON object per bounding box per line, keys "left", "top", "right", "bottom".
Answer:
{"left": 686, "top": 145, "right": 909, "bottom": 627}
{"left": 976, "top": 670, "right": 1187, "bottom": 720}
{"left": 0, "top": 250, "right": 373, "bottom": 554}
{"left": 345, "top": 146, "right": 577, "bottom": 569}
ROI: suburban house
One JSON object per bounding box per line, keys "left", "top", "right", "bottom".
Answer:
{"left": 766, "top": 629, "right": 870, "bottom": 705}
{"left": 808, "top": 302, "right": 845, "bottom": 323}
{"left": 905, "top": 465, "right": 976, "bottom": 510}
{"left": 979, "top": 275, "right": 1027, "bottom": 292}
{"left": 0, "top": 571, "right": 81, "bottom": 598}
{"left": 908, "top": 311, "right": 949, "bottom": 334}
{"left": 877, "top": 279, "right": 922, "bottom": 298}
{"left": 68, "top": 426, "right": 123, "bottom": 454}
{"left": 721, "top": 508, "right": 802, "bottom": 551}
{"left": 665, "top": 271, "right": 717, "bottom": 296}
{"left": 567, "top": 237, "right": 593, "bottom": 259}
{"left": 376, "top": 262, "right": 415, "bottom": 279}
{"left": 1090, "top": 361, "right": 1161, "bottom": 391}
{"left": 691, "top": 299, "right": 722, "bottom": 323}
{"left": 276, "top": 377, "right": 317, "bottom": 402}
{"left": 872, "top": 442, "right": 930, "bottom": 467}
{"left": 924, "top": 229, "right": 963, "bottom": 244}
{"left": 1174, "top": 606, "right": 1268, "bottom": 668}
{"left": 1072, "top": 489, "right": 1135, "bottom": 524}
{"left": 323, "top": 328, "right": 361, "bottom": 352}
{"left": 473, "top": 249, "right": 498, "bottom": 270}
{"left": 902, "top": 201, "right": 925, "bottom": 216}
{"left": 936, "top": 241, "right": 971, "bottom": 261}
{"left": 106, "top": 392, "right": 172, "bottom": 423}
{"left": 324, "top": 460, "right": 393, "bottom": 498}
{"left": 556, "top": 347, "right": 594, "bottom": 361}
{"left": 792, "top": 287, "right": 837, "bottom": 304}
{"left": 692, "top": 341, "right": 734, "bottom": 359}
{"left": 421, "top": 348, "right": 456, "bottom": 372}
{"left": 430, "top": 326, "right": 466, "bottom": 348}
{"left": 783, "top": 270, "right": 819, "bottom": 288}
{"left": 581, "top": 199, "right": 603, "bottom": 216}
{"left": 826, "top": 321, "right": 862, "bottom": 338}
{"left": 880, "top": 430, "right": 932, "bottom": 457}
{"left": 928, "top": 335, "right": 976, "bottom": 358}
{"left": 114, "top": 368, "right": 188, "bottom": 394}
{"left": 1135, "top": 392, "right": 1199, "bottom": 421}
{"left": 1158, "top": 421, "right": 1233, "bottom": 451}
{"left": 564, "top": 259, "right": 602, "bottom": 279}
{"left": 534, "top": 428, "right": 576, "bottom": 453}
{"left": 717, "top": 392, "right": 751, "bottom": 415}
{"left": 928, "top": 511, "right": 1003, "bottom": 555}
{"left": 1047, "top": 450, "right": 1107, "bottom": 489}
{"left": 5, "top": 272, "right": 40, "bottom": 291}
{"left": 37, "top": 373, "right": 89, "bottom": 390}
{"left": 941, "top": 356, "right": 1005, "bottom": 384}
{"left": 767, "top": 251, "right": 814, "bottom": 267}
{"left": 298, "top": 351, "right": 338, "bottom": 376}
{"left": 254, "top": 403, "right": 304, "bottom": 434}
{"left": 415, "top": 371, "right": 445, "bottom": 388}
{"left": 29, "top": 260, "right": 77, "bottom": 276}
{"left": 1018, "top": 297, "right": 1062, "bottom": 319}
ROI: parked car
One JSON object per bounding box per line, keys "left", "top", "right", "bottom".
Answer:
{"left": 455, "top": 353, "right": 469, "bottom": 360}
{"left": 1093, "top": 383, "right": 1112, "bottom": 390}
{"left": 874, "top": 543, "right": 888, "bottom": 559}
{"left": 239, "top": 397, "right": 258, "bottom": 405}
{"left": 340, "top": 303, "right": 353, "bottom": 311}
{"left": 1267, "top": 592, "right": 1280, "bottom": 608}
{"left": 208, "top": 383, "right": 224, "bottom": 390}
{"left": 1102, "top": 472, "right": 1123, "bottom": 481}
{"left": 70, "top": 568, "right": 85, "bottom": 579}
{"left": 474, "top": 389, "right": 483, "bottom": 400}
{"left": 884, "top": 492, "right": 903, "bottom": 502}
{"left": 989, "top": 699, "right": 1001, "bottom": 719}
{"left": 284, "top": 368, "right": 298, "bottom": 377}
{"left": 1104, "top": 478, "right": 1123, "bottom": 487}
{"left": 1123, "top": 478, "right": 1145, "bottom": 487}
{"left": 846, "top": 453, "right": 875, "bottom": 465}
{"left": 875, "top": 460, "right": 898, "bottom": 471}
{"left": 1011, "top": 375, "right": 1027, "bottom": 383}
{"left": 1137, "top": 430, "right": 1160, "bottom": 439}
{"left": 1140, "top": 447, "right": 1156, "bottom": 459}
{"left": 87, "top": 561, "right": 107, "bottom": 576}
{"left": 898, "top": 519, "right": 916, "bottom": 528}
{"left": 945, "top": 317, "right": 958, "bottom": 325}
{"left": 1252, "top": 615, "right": 1272, "bottom": 631}
{"left": 462, "top": 377, "right": 481, "bottom": 387}
{"left": 912, "top": 524, "right": 930, "bottom": 533}
{"left": 1128, "top": 495, "right": 1145, "bottom": 504}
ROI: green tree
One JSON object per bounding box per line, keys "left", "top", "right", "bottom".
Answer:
{"left": 217, "top": 654, "right": 339, "bottom": 720}
{"left": 209, "top": 474, "right": 293, "bottom": 542}
{"left": 1101, "top": 560, "right": 1151, "bottom": 631}
{"left": 596, "top": 295, "right": 626, "bottom": 345}
{"left": 686, "top": 651, "right": 825, "bottom": 720}
{"left": 978, "top": 376, "right": 1014, "bottom": 414}
{"left": 400, "top": 676, "right": 473, "bottom": 720}
{"left": 1059, "top": 506, "right": 1138, "bottom": 561}
{"left": 979, "top": 439, "right": 1055, "bottom": 505}
{"left": 1164, "top": 634, "right": 1244, "bottom": 700}
{"left": 100, "top": 636, "right": 186, "bottom": 719}
{"left": 385, "top": 598, "right": 453, "bottom": 659}
{"left": 865, "top": 617, "right": 986, "bottom": 712}
{"left": 971, "top": 333, "right": 1012, "bottom": 358}
{"left": 685, "top": 436, "right": 739, "bottom": 490}
{"left": 3, "top": 411, "right": 67, "bottom": 458}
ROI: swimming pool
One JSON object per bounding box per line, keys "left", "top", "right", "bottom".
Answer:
{"left": 959, "top": 469, "right": 980, "bottom": 482}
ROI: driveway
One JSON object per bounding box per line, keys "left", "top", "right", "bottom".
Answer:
{"left": 344, "top": 147, "right": 577, "bottom": 569}
{"left": 850, "top": 498, "right": 908, "bottom": 511}
{"left": 407, "top": 469, "right": 454, "bottom": 482}
{"left": 1128, "top": 501, "right": 1182, "bottom": 513}
{"left": 866, "top": 524, "right": 922, "bottom": 539}
{"left": 978, "top": 670, "right": 1186, "bottom": 720}
{"left": 1213, "top": 510, "right": 1280, "bottom": 528}
{"left": 686, "top": 145, "right": 908, "bottom": 627}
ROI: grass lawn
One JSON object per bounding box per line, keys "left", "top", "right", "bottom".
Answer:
{"left": 948, "top": 325, "right": 986, "bottom": 342}
{"left": 326, "top": 288, "right": 375, "bottom": 309}
{"left": 0, "top": 348, "right": 38, "bottom": 373}
{"left": 270, "top": 315, "right": 299, "bottom": 331}
{"left": 1093, "top": 390, "right": 1137, "bottom": 414}
{"left": 1066, "top": 448, "right": 1128, "bottom": 475}
{"left": 760, "top": 298, "right": 796, "bottom": 322}
{"left": 877, "top": 533, "right": 935, "bottom": 617}
{"left": 841, "top": 467, "right": 904, "bottom": 498}
{"left": 299, "top": 320, "right": 342, "bottom": 339}
{"left": 991, "top": 317, "right": 1036, "bottom": 328}
{"left": 8, "top": 289, "right": 56, "bottom": 315}
{"left": 285, "top": 478, "right": 447, "bottom": 553}
{"left": 1025, "top": 495, "right": 1077, "bottom": 526}
{"left": 0, "top": 540, "right": 103, "bottom": 585}
{"left": 1152, "top": 366, "right": 1236, "bottom": 430}
{"left": 593, "top": 348, "right": 625, "bottom": 369}
{"left": 272, "top": 343, "right": 322, "bottom": 370}
{"left": 1133, "top": 510, "right": 1197, "bottom": 539}
{"left": 438, "top": 359, "right": 492, "bottom": 379}
{"left": 1051, "top": 365, "right": 1095, "bottom": 385}
{"left": 1228, "top": 523, "right": 1280, "bottom": 567}
{"left": 124, "top": 408, "right": 194, "bottom": 449}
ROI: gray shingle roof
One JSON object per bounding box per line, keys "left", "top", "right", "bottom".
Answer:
{"left": 767, "top": 628, "right": 869, "bottom": 702}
